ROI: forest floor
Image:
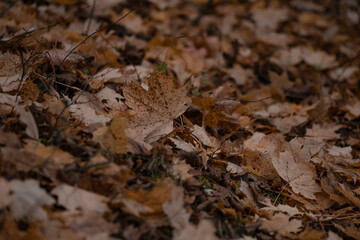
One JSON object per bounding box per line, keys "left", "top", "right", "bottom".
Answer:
{"left": 0, "top": 0, "right": 360, "bottom": 239}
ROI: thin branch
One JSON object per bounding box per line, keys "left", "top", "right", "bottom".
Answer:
{"left": 0, "top": 0, "right": 17, "bottom": 18}
{"left": 85, "top": 0, "right": 97, "bottom": 36}
{"left": 59, "top": 7, "right": 137, "bottom": 67}
{"left": 0, "top": 22, "right": 59, "bottom": 45}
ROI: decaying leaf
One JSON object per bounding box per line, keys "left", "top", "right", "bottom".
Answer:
{"left": 51, "top": 184, "right": 108, "bottom": 214}
{"left": 0, "top": 178, "right": 55, "bottom": 221}
{"left": 69, "top": 91, "right": 111, "bottom": 126}
{"left": 260, "top": 212, "right": 302, "bottom": 235}
{"left": 162, "top": 185, "right": 218, "bottom": 240}
{"left": 123, "top": 69, "right": 189, "bottom": 143}
{"left": 272, "top": 146, "right": 322, "bottom": 200}
{"left": 0, "top": 52, "right": 27, "bottom": 92}
{"left": 24, "top": 139, "right": 76, "bottom": 165}
{"left": 93, "top": 117, "right": 128, "bottom": 154}
{"left": 2, "top": 1, "right": 360, "bottom": 239}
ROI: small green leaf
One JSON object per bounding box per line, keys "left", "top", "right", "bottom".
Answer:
{"left": 81, "top": 68, "right": 89, "bottom": 74}
{"left": 312, "top": 64, "right": 321, "bottom": 71}
{"left": 193, "top": 91, "right": 202, "bottom": 97}
{"left": 156, "top": 62, "right": 167, "bottom": 73}
{"left": 198, "top": 176, "right": 212, "bottom": 189}
{"left": 196, "top": 72, "right": 208, "bottom": 84}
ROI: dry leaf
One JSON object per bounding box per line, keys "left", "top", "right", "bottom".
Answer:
{"left": 302, "top": 47, "right": 337, "bottom": 70}
{"left": 191, "top": 124, "right": 217, "bottom": 147}
{"left": 261, "top": 202, "right": 302, "bottom": 217}
{"left": 336, "top": 183, "right": 360, "bottom": 209}
{"left": 51, "top": 184, "right": 108, "bottom": 214}
{"left": 2, "top": 179, "right": 55, "bottom": 221}
{"left": 96, "top": 87, "right": 126, "bottom": 112}
{"left": 16, "top": 104, "right": 39, "bottom": 139}
{"left": 169, "top": 137, "right": 195, "bottom": 152}
{"left": 171, "top": 158, "right": 194, "bottom": 180}
{"left": 69, "top": 91, "right": 111, "bottom": 126}
{"left": 327, "top": 231, "right": 343, "bottom": 240}
{"left": 162, "top": 185, "right": 217, "bottom": 240}
{"left": 24, "top": 139, "right": 76, "bottom": 165}
{"left": 125, "top": 179, "right": 173, "bottom": 215}
{"left": 90, "top": 68, "right": 124, "bottom": 90}
{"left": 260, "top": 212, "right": 302, "bottom": 235}
{"left": 0, "top": 52, "right": 26, "bottom": 92}
{"left": 271, "top": 139, "right": 322, "bottom": 200}
{"left": 123, "top": 69, "right": 189, "bottom": 143}
{"left": 306, "top": 124, "right": 341, "bottom": 140}
{"left": 93, "top": 117, "right": 128, "bottom": 154}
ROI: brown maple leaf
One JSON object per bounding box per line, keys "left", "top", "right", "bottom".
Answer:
{"left": 123, "top": 69, "right": 189, "bottom": 143}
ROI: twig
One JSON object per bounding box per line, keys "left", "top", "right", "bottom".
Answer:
{"left": 99, "top": 34, "right": 142, "bottom": 82}
{"left": 59, "top": 7, "right": 137, "bottom": 67}
{"left": 0, "top": 0, "right": 17, "bottom": 18}
{"left": 85, "top": 0, "right": 97, "bottom": 36}
{"left": 273, "top": 183, "right": 288, "bottom": 205}
{"left": 50, "top": 8, "right": 137, "bottom": 142}
{"left": 0, "top": 22, "right": 59, "bottom": 45}
{"left": 221, "top": 96, "right": 275, "bottom": 104}
{"left": 193, "top": 0, "right": 213, "bottom": 25}
{"left": 53, "top": 80, "right": 81, "bottom": 91}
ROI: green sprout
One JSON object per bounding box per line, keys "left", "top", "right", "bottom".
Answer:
{"left": 198, "top": 176, "right": 212, "bottom": 189}
{"left": 196, "top": 72, "right": 208, "bottom": 84}
{"left": 192, "top": 91, "right": 202, "bottom": 97}
{"left": 312, "top": 64, "right": 321, "bottom": 71}
{"left": 261, "top": 188, "right": 284, "bottom": 204}
{"left": 156, "top": 61, "right": 167, "bottom": 73}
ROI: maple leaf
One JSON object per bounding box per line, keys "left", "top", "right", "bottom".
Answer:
{"left": 271, "top": 139, "right": 322, "bottom": 200}
{"left": 123, "top": 69, "right": 189, "bottom": 143}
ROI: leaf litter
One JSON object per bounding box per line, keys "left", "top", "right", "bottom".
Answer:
{"left": 0, "top": 0, "right": 360, "bottom": 239}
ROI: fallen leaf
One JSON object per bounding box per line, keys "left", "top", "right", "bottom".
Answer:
{"left": 123, "top": 69, "right": 189, "bottom": 143}
{"left": 0, "top": 52, "right": 26, "bottom": 92}
{"left": 226, "top": 161, "right": 246, "bottom": 175}
{"left": 4, "top": 179, "right": 55, "bottom": 221}
{"left": 162, "top": 185, "right": 218, "bottom": 240}
{"left": 271, "top": 139, "right": 322, "bottom": 200}
{"left": 261, "top": 202, "right": 302, "bottom": 217}
{"left": 126, "top": 179, "right": 173, "bottom": 215}
{"left": 69, "top": 91, "right": 111, "bottom": 126}
{"left": 93, "top": 117, "right": 128, "bottom": 154}
{"left": 24, "top": 139, "right": 76, "bottom": 165}
{"left": 51, "top": 184, "right": 108, "bottom": 214}
{"left": 306, "top": 124, "right": 341, "bottom": 140}
{"left": 169, "top": 137, "right": 195, "bottom": 152}
{"left": 171, "top": 158, "right": 194, "bottom": 180}
{"left": 302, "top": 47, "right": 337, "bottom": 70}
{"left": 260, "top": 212, "right": 302, "bottom": 235}
{"left": 90, "top": 68, "right": 123, "bottom": 90}
{"left": 327, "top": 231, "right": 343, "bottom": 240}
{"left": 336, "top": 183, "right": 360, "bottom": 209}
{"left": 95, "top": 87, "right": 126, "bottom": 112}
{"left": 16, "top": 104, "right": 39, "bottom": 139}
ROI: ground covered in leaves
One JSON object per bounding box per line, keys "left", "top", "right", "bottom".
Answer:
{"left": 1, "top": 0, "right": 360, "bottom": 239}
